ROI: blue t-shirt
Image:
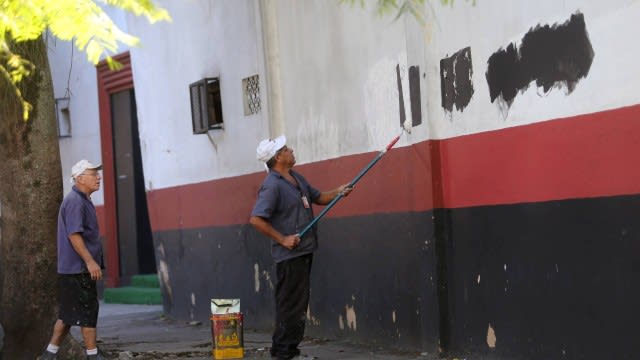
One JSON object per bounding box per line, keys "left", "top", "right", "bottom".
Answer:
{"left": 251, "top": 170, "right": 321, "bottom": 263}
{"left": 57, "top": 186, "right": 104, "bottom": 274}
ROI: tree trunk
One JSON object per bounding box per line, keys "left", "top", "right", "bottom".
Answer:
{"left": 0, "top": 37, "right": 62, "bottom": 359}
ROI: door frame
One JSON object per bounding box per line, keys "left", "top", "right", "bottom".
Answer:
{"left": 96, "top": 52, "right": 133, "bottom": 287}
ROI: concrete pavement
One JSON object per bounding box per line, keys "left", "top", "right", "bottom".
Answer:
{"left": 74, "top": 302, "right": 441, "bottom": 360}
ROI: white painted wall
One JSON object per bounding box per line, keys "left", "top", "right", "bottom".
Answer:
{"left": 421, "top": 0, "right": 640, "bottom": 139}
{"left": 271, "top": 0, "right": 640, "bottom": 156}
{"left": 48, "top": 5, "right": 133, "bottom": 205}
{"left": 274, "top": 1, "right": 413, "bottom": 163}
{"left": 48, "top": 37, "right": 104, "bottom": 204}
{"left": 125, "top": 0, "right": 267, "bottom": 190}
{"left": 50, "top": 0, "right": 640, "bottom": 194}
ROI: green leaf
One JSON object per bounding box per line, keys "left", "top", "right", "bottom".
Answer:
{"left": 0, "top": 0, "right": 170, "bottom": 121}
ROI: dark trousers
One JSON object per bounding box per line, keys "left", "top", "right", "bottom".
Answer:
{"left": 271, "top": 254, "right": 313, "bottom": 359}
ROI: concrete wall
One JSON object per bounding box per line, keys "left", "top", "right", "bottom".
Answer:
{"left": 421, "top": 0, "right": 639, "bottom": 138}
{"left": 47, "top": 0, "right": 640, "bottom": 357}
{"left": 48, "top": 0, "right": 640, "bottom": 194}
{"left": 124, "top": 0, "right": 268, "bottom": 190}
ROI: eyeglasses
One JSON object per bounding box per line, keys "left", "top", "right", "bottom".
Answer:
{"left": 80, "top": 172, "right": 101, "bottom": 178}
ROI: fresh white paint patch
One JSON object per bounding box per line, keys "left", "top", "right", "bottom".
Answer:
{"left": 363, "top": 54, "right": 409, "bottom": 150}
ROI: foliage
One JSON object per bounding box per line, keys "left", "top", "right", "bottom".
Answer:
{"left": 340, "top": 0, "right": 476, "bottom": 23}
{"left": 0, "top": 0, "right": 171, "bottom": 120}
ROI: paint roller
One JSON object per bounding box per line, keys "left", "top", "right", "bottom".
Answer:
{"left": 298, "top": 120, "right": 412, "bottom": 238}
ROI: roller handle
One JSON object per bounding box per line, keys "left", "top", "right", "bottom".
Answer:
{"left": 298, "top": 134, "right": 401, "bottom": 237}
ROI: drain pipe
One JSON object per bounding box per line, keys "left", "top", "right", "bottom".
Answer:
{"left": 259, "top": 0, "right": 285, "bottom": 137}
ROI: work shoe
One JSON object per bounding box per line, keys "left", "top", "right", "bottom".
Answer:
{"left": 39, "top": 350, "right": 57, "bottom": 360}
{"left": 86, "top": 350, "right": 107, "bottom": 360}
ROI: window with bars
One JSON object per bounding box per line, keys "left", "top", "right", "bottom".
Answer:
{"left": 242, "top": 75, "right": 260, "bottom": 116}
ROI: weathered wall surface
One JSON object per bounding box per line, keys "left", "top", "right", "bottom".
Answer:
{"left": 47, "top": 0, "right": 640, "bottom": 357}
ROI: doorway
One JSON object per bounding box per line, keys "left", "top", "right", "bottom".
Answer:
{"left": 97, "top": 52, "right": 156, "bottom": 287}
{"left": 111, "top": 89, "right": 156, "bottom": 280}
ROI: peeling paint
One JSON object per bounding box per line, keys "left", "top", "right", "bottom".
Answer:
{"left": 306, "top": 306, "right": 320, "bottom": 326}
{"left": 156, "top": 243, "right": 173, "bottom": 302}
{"left": 261, "top": 270, "right": 274, "bottom": 290}
{"left": 338, "top": 314, "right": 345, "bottom": 330}
{"left": 487, "top": 323, "right": 497, "bottom": 348}
{"left": 254, "top": 263, "right": 260, "bottom": 293}
{"left": 345, "top": 304, "right": 357, "bottom": 331}
{"left": 191, "top": 292, "right": 196, "bottom": 306}
{"left": 392, "top": 310, "right": 396, "bottom": 323}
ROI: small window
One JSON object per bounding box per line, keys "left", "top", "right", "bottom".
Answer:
{"left": 55, "top": 97, "right": 71, "bottom": 137}
{"left": 189, "top": 78, "right": 223, "bottom": 134}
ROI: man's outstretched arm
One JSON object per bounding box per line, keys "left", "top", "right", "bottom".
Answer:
{"left": 315, "top": 184, "right": 353, "bottom": 205}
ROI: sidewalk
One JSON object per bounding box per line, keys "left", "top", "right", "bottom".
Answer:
{"left": 76, "top": 302, "right": 439, "bottom": 360}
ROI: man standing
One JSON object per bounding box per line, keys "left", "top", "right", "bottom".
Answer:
{"left": 41, "top": 160, "right": 106, "bottom": 360}
{"left": 250, "top": 135, "right": 352, "bottom": 360}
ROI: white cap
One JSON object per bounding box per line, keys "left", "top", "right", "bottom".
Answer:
{"left": 70, "top": 160, "right": 103, "bottom": 180}
{"left": 256, "top": 135, "right": 286, "bottom": 162}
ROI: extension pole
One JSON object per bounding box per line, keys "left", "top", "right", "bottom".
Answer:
{"left": 298, "top": 131, "right": 404, "bottom": 238}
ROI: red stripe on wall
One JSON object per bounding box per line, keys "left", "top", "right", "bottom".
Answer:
{"left": 441, "top": 104, "right": 640, "bottom": 208}
{"left": 146, "top": 104, "right": 640, "bottom": 231}
{"left": 146, "top": 144, "right": 435, "bottom": 231}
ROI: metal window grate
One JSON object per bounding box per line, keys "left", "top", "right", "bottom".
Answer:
{"left": 242, "top": 75, "right": 260, "bottom": 115}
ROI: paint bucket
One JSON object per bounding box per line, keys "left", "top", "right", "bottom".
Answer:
{"left": 210, "top": 299, "right": 243, "bottom": 359}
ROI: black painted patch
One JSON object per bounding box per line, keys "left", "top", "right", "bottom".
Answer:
{"left": 486, "top": 12, "right": 595, "bottom": 108}
{"left": 396, "top": 64, "right": 407, "bottom": 127}
{"left": 409, "top": 66, "right": 423, "bottom": 126}
{"left": 440, "top": 47, "right": 474, "bottom": 112}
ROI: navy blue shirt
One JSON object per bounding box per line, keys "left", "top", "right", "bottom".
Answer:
{"left": 251, "top": 170, "right": 321, "bottom": 263}
{"left": 57, "top": 186, "right": 104, "bottom": 274}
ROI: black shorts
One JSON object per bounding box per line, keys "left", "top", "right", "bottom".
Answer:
{"left": 58, "top": 273, "right": 99, "bottom": 327}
